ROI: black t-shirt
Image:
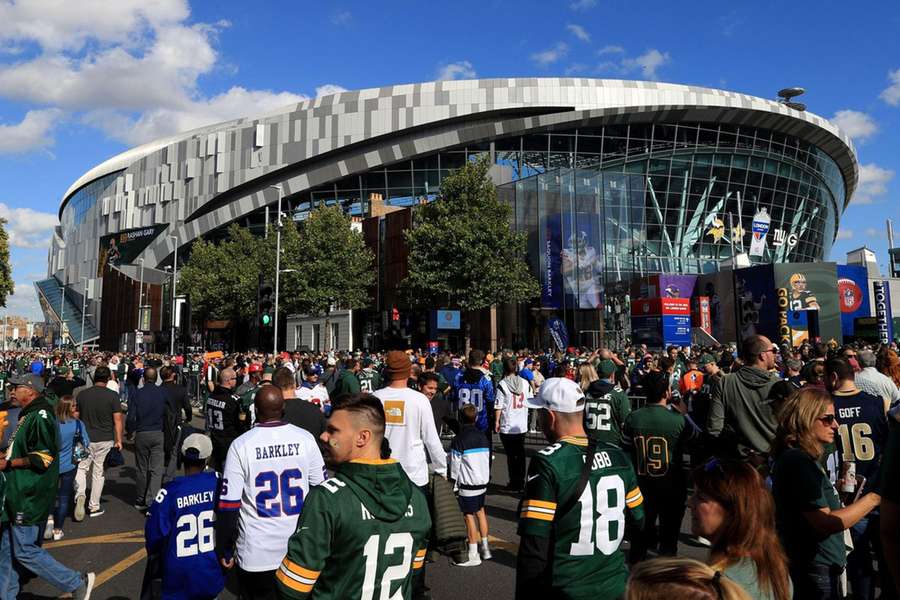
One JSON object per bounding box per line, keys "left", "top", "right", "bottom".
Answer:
{"left": 76, "top": 385, "right": 123, "bottom": 442}
{"left": 282, "top": 397, "right": 327, "bottom": 439}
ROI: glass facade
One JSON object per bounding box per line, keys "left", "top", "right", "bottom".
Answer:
{"left": 59, "top": 170, "right": 122, "bottom": 248}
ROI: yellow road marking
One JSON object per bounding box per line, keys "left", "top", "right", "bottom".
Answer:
{"left": 45, "top": 529, "right": 144, "bottom": 549}
{"left": 94, "top": 547, "right": 146, "bottom": 589}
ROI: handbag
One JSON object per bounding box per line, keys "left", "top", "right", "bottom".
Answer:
{"left": 71, "top": 421, "right": 88, "bottom": 465}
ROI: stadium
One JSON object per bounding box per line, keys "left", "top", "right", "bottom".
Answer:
{"left": 38, "top": 77, "right": 858, "bottom": 351}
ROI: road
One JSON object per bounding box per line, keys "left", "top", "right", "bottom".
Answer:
{"left": 22, "top": 424, "right": 707, "bottom": 599}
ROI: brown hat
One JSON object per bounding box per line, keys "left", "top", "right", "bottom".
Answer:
{"left": 385, "top": 350, "right": 411, "bottom": 381}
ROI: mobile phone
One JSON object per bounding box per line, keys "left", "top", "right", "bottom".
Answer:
{"left": 853, "top": 476, "right": 868, "bottom": 503}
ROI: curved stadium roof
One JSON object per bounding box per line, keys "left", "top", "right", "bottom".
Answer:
{"left": 59, "top": 78, "right": 859, "bottom": 265}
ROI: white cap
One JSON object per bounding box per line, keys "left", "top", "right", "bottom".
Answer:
{"left": 526, "top": 377, "right": 586, "bottom": 413}
{"left": 182, "top": 433, "right": 213, "bottom": 460}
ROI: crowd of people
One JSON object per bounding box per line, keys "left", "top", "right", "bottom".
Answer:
{"left": 0, "top": 335, "right": 896, "bottom": 598}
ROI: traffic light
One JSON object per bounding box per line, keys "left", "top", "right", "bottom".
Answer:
{"left": 258, "top": 278, "right": 274, "bottom": 329}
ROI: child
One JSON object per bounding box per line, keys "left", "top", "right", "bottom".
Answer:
{"left": 449, "top": 404, "right": 491, "bottom": 566}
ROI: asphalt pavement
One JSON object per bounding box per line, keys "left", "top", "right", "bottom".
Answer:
{"left": 22, "top": 424, "right": 707, "bottom": 599}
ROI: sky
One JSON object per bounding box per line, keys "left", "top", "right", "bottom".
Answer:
{"left": 0, "top": 0, "right": 898, "bottom": 321}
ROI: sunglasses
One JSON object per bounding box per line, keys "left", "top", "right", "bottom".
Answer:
{"left": 818, "top": 414, "right": 837, "bottom": 425}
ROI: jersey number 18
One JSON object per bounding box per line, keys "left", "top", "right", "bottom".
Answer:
{"left": 570, "top": 475, "right": 625, "bottom": 556}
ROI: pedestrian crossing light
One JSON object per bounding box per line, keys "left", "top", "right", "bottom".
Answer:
{"left": 258, "top": 279, "right": 274, "bottom": 328}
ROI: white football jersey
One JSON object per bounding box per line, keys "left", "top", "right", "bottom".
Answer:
{"left": 296, "top": 384, "right": 330, "bottom": 413}
{"left": 218, "top": 422, "right": 326, "bottom": 571}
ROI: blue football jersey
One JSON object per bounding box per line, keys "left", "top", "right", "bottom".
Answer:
{"left": 454, "top": 370, "right": 495, "bottom": 432}
{"left": 145, "top": 470, "right": 225, "bottom": 600}
{"left": 832, "top": 390, "right": 889, "bottom": 485}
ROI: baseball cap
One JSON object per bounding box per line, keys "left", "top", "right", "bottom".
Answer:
{"left": 248, "top": 364, "right": 262, "bottom": 374}
{"left": 597, "top": 359, "right": 617, "bottom": 378}
{"left": 698, "top": 354, "right": 716, "bottom": 367}
{"left": 526, "top": 377, "right": 585, "bottom": 413}
{"left": 9, "top": 373, "right": 44, "bottom": 393}
{"left": 57, "top": 365, "right": 69, "bottom": 375}
{"left": 182, "top": 433, "right": 212, "bottom": 460}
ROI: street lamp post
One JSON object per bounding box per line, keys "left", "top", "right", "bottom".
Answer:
{"left": 169, "top": 235, "right": 179, "bottom": 356}
{"left": 271, "top": 185, "right": 284, "bottom": 355}
{"left": 137, "top": 258, "right": 145, "bottom": 332}
{"left": 59, "top": 284, "right": 65, "bottom": 348}
{"left": 80, "top": 276, "right": 88, "bottom": 351}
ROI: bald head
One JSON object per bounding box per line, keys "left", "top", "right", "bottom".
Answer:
{"left": 254, "top": 384, "right": 284, "bottom": 422}
{"left": 219, "top": 367, "right": 236, "bottom": 389}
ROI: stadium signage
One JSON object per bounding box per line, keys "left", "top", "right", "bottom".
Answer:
{"left": 873, "top": 280, "right": 893, "bottom": 344}
{"left": 777, "top": 287, "right": 791, "bottom": 344}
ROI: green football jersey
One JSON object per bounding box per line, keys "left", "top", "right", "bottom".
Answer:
{"left": 357, "top": 369, "right": 382, "bottom": 394}
{"left": 277, "top": 459, "right": 431, "bottom": 600}
{"left": 584, "top": 384, "right": 631, "bottom": 447}
{"left": 518, "top": 436, "right": 644, "bottom": 600}
{"left": 2, "top": 396, "right": 59, "bottom": 525}
{"left": 623, "top": 404, "right": 695, "bottom": 484}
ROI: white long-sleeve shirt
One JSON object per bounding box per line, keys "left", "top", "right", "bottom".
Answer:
{"left": 374, "top": 386, "right": 447, "bottom": 485}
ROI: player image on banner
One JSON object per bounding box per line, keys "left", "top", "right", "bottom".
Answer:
{"left": 561, "top": 218, "right": 603, "bottom": 309}
{"left": 774, "top": 262, "right": 841, "bottom": 345}
{"left": 787, "top": 273, "right": 820, "bottom": 311}
{"left": 733, "top": 264, "right": 776, "bottom": 342}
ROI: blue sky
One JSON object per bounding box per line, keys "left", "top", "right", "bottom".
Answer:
{"left": 0, "top": 0, "right": 898, "bottom": 320}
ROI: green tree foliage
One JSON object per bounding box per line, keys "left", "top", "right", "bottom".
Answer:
{"left": 0, "top": 220, "right": 13, "bottom": 308}
{"left": 401, "top": 157, "right": 539, "bottom": 310}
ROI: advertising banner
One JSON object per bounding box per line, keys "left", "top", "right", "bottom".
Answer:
{"left": 749, "top": 208, "right": 771, "bottom": 257}
{"left": 696, "top": 271, "right": 737, "bottom": 343}
{"left": 97, "top": 224, "right": 168, "bottom": 277}
{"left": 542, "top": 213, "right": 603, "bottom": 309}
{"left": 435, "top": 310, "right": 460, "bottom": 330}
{"left": 659, "top": 274, "right": 697, "bottom": 299}
{"left": 733, "top": 264, "right": 777, "bottom": 342}
{"left": 630, "top": 298, "right": 691, "bottom": 348}
{"left": 774, "top": 262, "right": 841, "bottom": 345}
{"left": 547, "top": 317, "right": 569, "bottom": 351}
{"left": 836, "top": 265, "right": 871, "bottom": 338}
{"left": 873, "top": 280, "right": 894, "bottom": 344}
{"left": 691, "top": 296, "right": 712, "bottom": 335}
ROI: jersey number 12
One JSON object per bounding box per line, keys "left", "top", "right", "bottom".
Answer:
{"left": 361, "top": 532, "right": 413, "bottom": 600}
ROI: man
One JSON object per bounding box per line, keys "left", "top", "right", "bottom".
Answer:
{"left": 518, "top": 359, "right": 536, "bottom": 395}
{"left": 215, "top": 386, "right": 325, "bottom": 600}
{"left": 516, "top": 377, "right": 644, "bottom": 600}
{"left": 826, "top": 358, "right": 891, "bottom": 599}
{"left": 161, "top": 365, "right": 192, "bottom": 483}
{"left": 623, "top": 371, "right": 695, "bottom": 562}
{"left": 296, "top": 365, "right": 331, "bottom": 414}
{"left": 419, "top": 371, "right": 449, "bottom": 435}
{"left": 667, "top": 346, "right": 686, "bottom": 392}
{"left": 0, "top": 374, "right": 95, "bottom": 598}
{"left": 331, "top": 358, "right": 361, "bottom": 399}
{"left": 678, "top": 356, "right": 704, "bottom": 399}
{"left": 145, "top": 433, "right": 225, "bottom": 600}
{"left": 236, "top": 363, "right": 263, "bottom": 420}
{"left": 583, "top": 359, "right": 631, "bottom": 447}
{"left": 46, "top": 365, "right": 86, "bottom": 399}
{"left": 356, "top": 358, "right": 381, "bottom": 393}
{"left": 454, "top": 349, "right": 496, "bottom": 451}
{"left": 74, "top": 365, "right": 124, "bottom": 520}
{"left": 707, "top": 335, "right": 780, "bottom": 460}
{"left": 276, "top": 394, "right": 431, "bottom": 599}
{"left": 855, "top": 349, "right": 900, "bottom": 414}
{"left": 129, "top": 367, "right": 169, "bottom": 511}
{"left": 784, "top": 358, "right": 804, "bottom": 388}
{"left": 206, "top": 367, "right": 246, "bottom": 471}
{"left": 276, "top": 367, "right": 327, "bottom": 439}
{"left": 788, "top": 272, "right": 820, "bottom": 310}
{"left": 373, "top": 351, "right": 447, "bottom": 488}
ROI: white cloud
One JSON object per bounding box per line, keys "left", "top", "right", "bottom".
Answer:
{"left": 569, "top": 0, "right": 597, "bottom": 10}
{"left": 880, "top": 69, "right": 900, "bottom": 106}
{"left": 622, "top": 49, "right": 671, "bottom": 79}
{"left": 835, "top": 229, "right": 854, "bottom": 241}
{"left": 0, "top": 202, "right": 59, "bottom": 249}
{"left": 5, "top": 282, "right": 42, "bottom": 321}
{"left": 315, "top": 84, "right": 347, "bottom": 97}
{"left": 331, "top": 11, "right": 352, "bottom": 26}
{"left": 436, "top": 61, "right": 477, "bottom": 81}
{"left": 566, "top": 24, "right": 591, "bottom": 43}
{"left": 864, "top": 227, "right": 883, "bottom": 239}
{"left": 831, "top": 110, "right": 878, "bottom": 143}
{"left": 531, "top": 42, "right": 568, "bottom": 68}
{"left": 0, "top": 109, "right": 61, "bottom": 153}
{"left": 597, "top": 45, "right": 624, "bottom": 55}
{"left": 853, "top": 163, "right": 895, "bottom": 204}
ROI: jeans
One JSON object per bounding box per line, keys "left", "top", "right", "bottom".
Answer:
{"left": 790, "top": 563, "right": 843, "bottom": 600}
{"left": 53, "top": 469, "right": 77, "bottom": 530}
{"left": 74, "top": 439, "right": 114, "bottom": 512}
{"left": 236, "top": 567, "right": 277, "bottom": 600}
{"left": 0, "top": 522, "right": 83, "bottom": 596}
{"left": 134, "top": 430, "right": 165, "bottom": 506}
{"left": 848, "top": 516, "right": 876, "bottom": 600}
{"left": 499, "top": 432, "right": 526, "bottom": 488}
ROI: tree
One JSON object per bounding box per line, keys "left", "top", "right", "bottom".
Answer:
{"left": 401, "top": 157, "right": 539, "bottom": 323}
{"left": 0, "top": 220, "right": 14, "bottom": 308}
{"left": 287, "top": 205, "right": 375, "bottom": 350}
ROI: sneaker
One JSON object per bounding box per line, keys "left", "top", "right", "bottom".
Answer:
{"left": 453, "top": 554, "right": 482, "bottom": 567}
{"left": 73, "top": 496, "right": 86, "bottom": 522}
{"left": 480, "top": 542, "right": 492, "bottom": 560}
{"left": 43, "top": 517, "right": 54, "bottom": 540}
{"left": 133, "top": 504, "right": 148, "bottom": 512}
{"left": 72, "top": 572, "right": 95, "bottom": 600}
{"left": 52, "top": 529, "right": 65, "bottom": 541}
{"left": 88, "top": 508, "right": 105, "bottom": 518}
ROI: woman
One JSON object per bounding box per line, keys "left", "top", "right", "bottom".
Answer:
{"left": 876, "top": 347, "right": 900, "bottom": 389}
{"left": 626, "top": 557, "right": 752, "bottom": 600}
{"left": 770, "top": 388, "right": 881, "bottom": 599}
{"left": 577, "top": 362, "right": 599, "bottom": 392}
{"left": 493, "top": 358, "right": 530, "bottom": 492}
{"left": 46, "top": 395, "right": 90, "bottom": 540}
{"left": 689, "top": 460, "right": 791, "bottom": 600}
